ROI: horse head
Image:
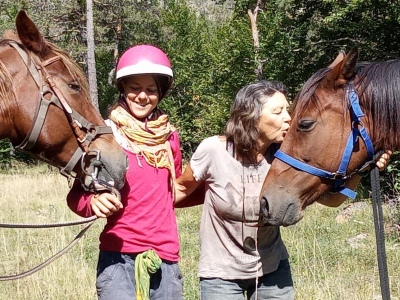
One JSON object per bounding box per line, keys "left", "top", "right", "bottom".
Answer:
{"left": 0, "top": 10, "right": 128, "bottom": 190}
{"left": 259, "top": 47, "right": 400, "bottom": 226}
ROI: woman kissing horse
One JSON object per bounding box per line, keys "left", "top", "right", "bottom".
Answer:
{"left": 0, "top": 10, "right": 127, "bottom": 191}
{"left": 259, "top": 47, "right": 399, "bottom": 226}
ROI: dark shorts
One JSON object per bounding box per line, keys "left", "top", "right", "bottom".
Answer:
{"left": 96, "top": 250, "right": 183, "bottom": 300}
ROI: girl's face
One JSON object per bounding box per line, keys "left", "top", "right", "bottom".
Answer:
{"left": 257, "top": 92, "right": 291, "bottom": 144}
{"left": 121, "top": 75, "right": 159, "bottom": 119}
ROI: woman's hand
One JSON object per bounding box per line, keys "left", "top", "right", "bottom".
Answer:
{"left": 91, "top": 192, "right": 123, "bottom": 218}
{"left": 376, "top": 150, "right": 392, "bottom": 171}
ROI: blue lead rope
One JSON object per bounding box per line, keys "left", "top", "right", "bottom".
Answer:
{"left": 274, "top": 86, "right": 374, "bottom": 199}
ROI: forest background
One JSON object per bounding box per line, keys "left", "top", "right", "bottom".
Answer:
{"left": 1, "top": 0, "right": 400, "bottom": 196}
{"left": 1, "top": 1, "right": 400, "bottom": 299}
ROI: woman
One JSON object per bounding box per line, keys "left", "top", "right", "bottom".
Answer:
{"left": 175, "top": 80, "right": 391, "bottom": 300}
{"left": 67, "top": 44, "right": 183, "bottom": 300}
{"left": 176, "top": 80, "right": 293, "bottom": 299}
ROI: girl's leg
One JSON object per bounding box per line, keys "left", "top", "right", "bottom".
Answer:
{"left": 150, "top": 261, "right": 184, "bottom": 300}
{"left": 96, "top": 251, "right": 136, "bottom": 300}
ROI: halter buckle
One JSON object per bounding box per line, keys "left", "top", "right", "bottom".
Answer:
{"left": 332, "top": 172, "right": 347, "bottom": 180}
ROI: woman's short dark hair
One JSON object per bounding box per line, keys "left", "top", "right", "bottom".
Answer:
{"left": 225, "top": 80, "right": 287, "bottom": 161}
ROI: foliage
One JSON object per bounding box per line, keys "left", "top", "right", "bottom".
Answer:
{"left": 358, "top": 151, "right": 400, "bottom": 201}
{"left": 0, "top": 0, "right": 400, "bottom": 188}
{"left": 0, "top": 139, "right": 12, "bottom": 167}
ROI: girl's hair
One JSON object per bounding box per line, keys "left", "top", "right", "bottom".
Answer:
{"left": 225, "top": 80, "right": 287, "bottom": 161}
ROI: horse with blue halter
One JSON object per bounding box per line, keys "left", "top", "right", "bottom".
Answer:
{"left": 0, "top": 10, "right": 128, "bottom": 191}
{"left": 259, "top": 47, "right": 399, "bottom": 227}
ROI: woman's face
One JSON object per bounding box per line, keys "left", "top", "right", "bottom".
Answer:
{"left": 257, "top": 92, "right": 291, "bottom": 144}
{"left": 121, "top": 75, "right": 159, "bottom": 119}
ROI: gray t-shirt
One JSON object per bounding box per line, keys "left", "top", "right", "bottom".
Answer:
{"left": 191, "top": 136, "right": 289, "bottom": 279}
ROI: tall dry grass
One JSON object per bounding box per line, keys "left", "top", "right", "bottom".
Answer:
{"left": 0, "top": 165, "right": 400, "bottom": 299}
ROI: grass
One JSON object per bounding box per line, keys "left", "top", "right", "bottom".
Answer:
{"left": 0, "top": 165, "right": 400, "bottom": 299}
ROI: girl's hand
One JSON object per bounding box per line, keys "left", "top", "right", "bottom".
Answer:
{"left": 376, "top": 150, "right": 393, "bottom": 171}
{"left": 91, "top": 193, "right": 123, "bottom": 218}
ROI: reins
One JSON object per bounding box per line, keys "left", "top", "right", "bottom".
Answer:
{"left": 0, "top": 218, "right": 96, "bottom": 281}
{"left": 0, "top": 184, "right": 121, "bottom": 281}
{"left": 275, "top": 85, "right": 391, "bottom": 299}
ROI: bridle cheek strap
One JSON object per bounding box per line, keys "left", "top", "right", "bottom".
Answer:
{"left": 8, "top": 41, "right": 112, "bottom": 182}
{"left": 274, "top": 85, "right": 375, "bottom": 200}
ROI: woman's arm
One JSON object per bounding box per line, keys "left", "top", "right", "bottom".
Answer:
{"left": 174, "top": 163, "right": 204, "bottom": 207}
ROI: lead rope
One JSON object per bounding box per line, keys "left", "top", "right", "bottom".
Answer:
{"left": 370, "top": 164, "right": 391, "bottom": 300}
{"left": 255, "top": 228, "right": 259, "bottom": 300}
{"left": 0, "top": 187, "right": 120, "bottom": 281}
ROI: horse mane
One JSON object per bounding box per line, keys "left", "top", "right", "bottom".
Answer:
{"left": 45, "top": 42, "right": 90, "bottom": 100}
{"left": 0, "top": 32, "right": 90, "bottom": 104}
{"left": 355, "top": 60, "right": 400, "bottom": 150}
{"left": 293, "top": 59, "right": 400, "bottom": 150}
{"left": 292, "top": 68, "right": 331, "bottom": 117}
{"left": 0, "top": 33, "right": 18, "bottom": 120}
{"left": 0, "top": 59, "right": 16, "bottom": 120}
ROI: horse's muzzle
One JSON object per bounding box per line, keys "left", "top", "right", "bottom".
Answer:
{"left": 259, "top": 195, "right": 304, "bottom": 227}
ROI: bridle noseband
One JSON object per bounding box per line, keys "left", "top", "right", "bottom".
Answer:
{"left": 274, "top": 84, "right": 375, "bottom": 199}
{"left": 7, "top": 41, "right": 112, "bottom": 189}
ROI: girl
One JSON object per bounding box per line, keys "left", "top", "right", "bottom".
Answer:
{"left": 67, "top": 44, "right": 183, "bottom": 300}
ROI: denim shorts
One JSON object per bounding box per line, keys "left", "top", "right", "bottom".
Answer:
{"left": 96, "top": 250, "right": 183, "bottom": 300}
{"left": 200, "top": 259, "right": 294, "bottom": 300}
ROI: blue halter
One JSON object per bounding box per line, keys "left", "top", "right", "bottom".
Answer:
{"left": 274, "top": 85, "right": 374, "bottom": 199}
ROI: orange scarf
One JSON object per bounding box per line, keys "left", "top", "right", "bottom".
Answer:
{"left": 110, "top": 106, "right": 176, "bottom": 183}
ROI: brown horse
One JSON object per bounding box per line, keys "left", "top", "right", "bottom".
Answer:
{"left": 259, "top": 47, "right": 400, "bottom": 226}
{"left": 0, "top": 10, "right": 127, "bottom": 191}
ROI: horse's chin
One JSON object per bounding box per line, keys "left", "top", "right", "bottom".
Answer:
{"left": 282, "top": 208, "right": 305, "bottom": 226}
{"left": 83, "top": 170, "right": 125, "bottom": 192}
{"left": 315, "top": 190, "right": 348, "bottom": 208}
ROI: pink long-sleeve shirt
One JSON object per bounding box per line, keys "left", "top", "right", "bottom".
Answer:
{"left": 67, "top": 131, "right": 182, "bottom": 262}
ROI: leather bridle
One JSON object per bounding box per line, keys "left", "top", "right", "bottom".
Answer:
{"left": 7, "top": 41, "right": 112, "bottom": 188}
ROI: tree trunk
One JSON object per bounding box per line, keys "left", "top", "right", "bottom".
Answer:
{"left": 108, "top": 15, "right": 122, "bottom": 86}
{"left": 86, "top": 0, "right": 99, "bottom": 111}
{"left": 248, "top": 0, "right": 263, "bottom": 81}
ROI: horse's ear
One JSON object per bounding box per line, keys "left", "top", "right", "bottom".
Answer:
{"left": 15, "top": 10, "right": 50, "bottom": 57}
{"left": 323, "top": 47, "right": 358, "bottom": 87}
{"left": 328, "top": 51, "right": 346, "bottom": 68}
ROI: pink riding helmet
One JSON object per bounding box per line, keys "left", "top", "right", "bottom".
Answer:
{"left": 116, "top": 45, "right": 173, "bottom": 99}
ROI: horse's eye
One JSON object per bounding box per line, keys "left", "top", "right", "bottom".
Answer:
{"left": 68, "top": 82, "right": 81, "bottom": 91}
{"left": 298, "top": 119, "right": 316, "bottom": 131}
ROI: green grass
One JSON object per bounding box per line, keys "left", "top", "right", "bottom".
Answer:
{"left": 0, "top": 166, "right": 400, "bottom": 299}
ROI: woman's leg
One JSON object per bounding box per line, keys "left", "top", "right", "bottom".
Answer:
{"left": 200, "top": 277, "right": 247, "bottom": 300}
{"left": 248, "top": 259, "right": 294, "bottom": 300}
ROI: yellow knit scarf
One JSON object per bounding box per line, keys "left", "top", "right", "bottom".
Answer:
{"left": 110, "top": 106, "right": 176, "bottom": 182}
